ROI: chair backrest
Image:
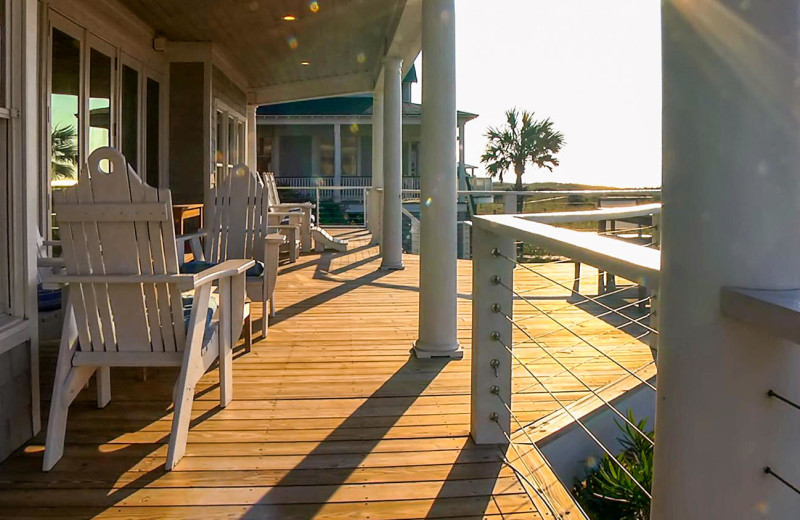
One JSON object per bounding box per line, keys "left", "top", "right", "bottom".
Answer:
{"left": 53, "top": 147, "right": 187, "bottom": 353}
{"left": 261, "top": 172, "right": 281, "bottom": 208}
{"left": 206, "top": 164, "right": 271, "bottom": 263}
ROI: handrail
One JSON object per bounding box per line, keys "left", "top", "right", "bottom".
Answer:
{"left": 473, "top": 215, "right": 660, "bottom": 289}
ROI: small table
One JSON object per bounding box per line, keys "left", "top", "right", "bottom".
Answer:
{"left": 173, "top": 204, "right": 204, "bottom": 235}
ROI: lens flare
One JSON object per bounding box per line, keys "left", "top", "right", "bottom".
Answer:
{"left": 425, "top": 197, "right": 432, "bottom": 207}
{"left": 287, "top": 36, "right": 299, "bottom": 50}
{"left": 309, "top": 1, "right": 320, "bottom": 13}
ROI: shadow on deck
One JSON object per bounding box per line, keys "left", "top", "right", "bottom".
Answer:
{"left": 0, "top": 227, "right": 655, "bottom": 519}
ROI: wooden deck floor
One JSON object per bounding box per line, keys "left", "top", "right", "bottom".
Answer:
{"left": 0, "top": 227, "right": 656, "bottom": 519}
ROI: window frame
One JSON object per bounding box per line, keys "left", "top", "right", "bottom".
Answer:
{"left": 212, "top": 98, "right": 246, "bottom": 184}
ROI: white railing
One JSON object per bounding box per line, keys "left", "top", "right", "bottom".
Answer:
{"left": 275, "top": 176, "right": 423, "bottom": 201}
{"left": 470, "top": 213, "right": 661, "bottom": 517}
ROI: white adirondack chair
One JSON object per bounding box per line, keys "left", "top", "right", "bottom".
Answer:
{"left": 262, "top": 171, "right": 314, "bottom": 252}
{"left": 180, "top": 164, "right": 288, "bottom": 334}
{"left": 43, "top": 147, "right": 254, "bottom": 471}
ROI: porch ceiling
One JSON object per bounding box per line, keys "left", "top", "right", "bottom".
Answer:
{"left": 118, "top": 0, "right": 410, "bottom": 99}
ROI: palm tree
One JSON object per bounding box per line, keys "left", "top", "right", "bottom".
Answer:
{"left": 481, "top": 108, "right": 565, "bottom": 195}
{"left": 51, "top": 123, "right": 78, "bottom": 180}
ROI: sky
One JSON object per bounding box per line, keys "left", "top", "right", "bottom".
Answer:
{"left": 411, "top": 0, "right": 662, "bottom": 188}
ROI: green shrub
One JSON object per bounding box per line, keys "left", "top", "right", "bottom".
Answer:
{"left": 572, "top": 410, "right": 653, "bottom": 520}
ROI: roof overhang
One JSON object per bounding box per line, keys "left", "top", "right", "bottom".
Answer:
{"left": 118, "top": 0, "right": 422, "bottom": 106}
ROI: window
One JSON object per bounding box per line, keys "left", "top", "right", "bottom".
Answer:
{"left": 145, "top": 78, "right": 160, "bottom": 187}
{"left": 281, "top": 135, "right": 312, "bottom": 177}
{"left": 121, "top": 64, "right": 139, "bottom": 170}
{"left": 237, "top": 121, "right": 246, "bottom": 164}
{"left": 227, "top": 115, "right": 235, "bottom": 176}
{"left": 0, "top": 0, "right": 8, "bottom": 315}
{"left": 341, "top": 129, "right": 358, "bottom": 176}
{"left": 213, "top": 102, "right": 246, "bottom": 182}
{"left": 50, "top": 28, "right": 81, "bottom": 186}
{"left": 0, "top": 0, "right": 5, "bottom": 105}
{"left": 88, "top": 48, "right": 112, "bottom": 155}
{"left": 0, "top": 118, "right": 9, "bottom": 315}
{"left": 256, "top": 126, "right": 273, "bottom": 173}
{"left": 215, "top": 110, "right": 224, "bottom": 184}
{"left": 319, "top": 126, "right": 334, "bottom": 177}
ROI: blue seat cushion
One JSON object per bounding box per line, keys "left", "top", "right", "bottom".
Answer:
{"left": 181, "top": 259, "right": 264, "bottom": 277}
{"left": 182, "top": 292, "right": 219, "bottom": 343}
{"left": 37, "top": 284, "right": 62, "bottom": 312}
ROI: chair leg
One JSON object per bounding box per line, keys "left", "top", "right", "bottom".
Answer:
{"left": 261, "top": 296, "right": 269, "bottom": 339}
{"left": 166, "top": 378, "right": 195, "bottom": 470}
{"left": 97, "top": 367, "right": 111, "bottom": 408}
{"left": 244, "top": 313, "right": 253, "bottom": 353}
{"left": 43, "top": 364, "right": 95, "bottom": 471}
{"left": 270, "top": 297, "right": 276, "bottom": 318}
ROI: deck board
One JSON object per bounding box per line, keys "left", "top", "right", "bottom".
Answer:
{"left": 1, "top": 227, "right": 655, "bottom": 519}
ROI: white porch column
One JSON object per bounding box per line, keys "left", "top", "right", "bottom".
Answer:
{"left": 333, "top": 123, "right": 342, "bottom": 202}
{"left": 652, "top": 2, "right": 800, "bottom": 518}
{"left": 246, "top": 104, "right": 257, "bottom": 172}
{"left": 413, "top": 0, "right": 461, "bottom": 359}
{"left": 379, "top": 57, "right": 404, "bottom": 270}
{"left": 369, "top": 90, "right": 385, "bottom": 243}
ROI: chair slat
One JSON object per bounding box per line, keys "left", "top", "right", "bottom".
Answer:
{"left": 85, "top": 152, "right": 152, "bottom": 351}
{"left": 74, "top": 171, "right": 117, "bottom": 352}
{"left": 129, "top": 178, "right": 164, "bottom": 353}
{"left": 55, "top": 203, "right": 171, "bottom": 222}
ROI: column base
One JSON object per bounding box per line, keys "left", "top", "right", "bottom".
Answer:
{"left": 379, "top": 262, "right": 404, "bottom": 271}
{"left": 412, "top": 340, "right": 464, "bottom": 360}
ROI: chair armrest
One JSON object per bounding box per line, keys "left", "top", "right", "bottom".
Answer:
{"left": 42, "top": 240, "right": 61, "bottom": 247}
{"left": 46, "top": 273, "right": 197, "bottom": 290}
{"left": 193, "top": 259, "right": 256, "bottom": 288}
{"left": 266, "top": 233, "right": 287, "bottom": 244}
{"left": 273, "top": 202, "right": 314, "bottom": 210}
{"left": 176, "top": 231, "right": 207, "bottom": 263}
{"left": 38, "top": 257, "right": 65, "bottom": 269}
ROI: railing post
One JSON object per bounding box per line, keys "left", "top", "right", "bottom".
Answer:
{"left": 471, "top": 221, "right": 515, "bottom": 445}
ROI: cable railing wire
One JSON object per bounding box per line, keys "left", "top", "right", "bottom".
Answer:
{"left": 497, "top": 307, "right": 655, "bottom": 444}
{"left": 495, "top": 393, "right": 590, "bottom": 519}
{"left": 495, "top": 336, "right": 652, "bottom": 498}
{"left": 496, "top": 250, "right": 659, "bottom": 338}
{"left": 499, "top": 282, "right": 657, "bottom": 393}
{"left": 764, "top": 467, "right": 800, "bottom": 496}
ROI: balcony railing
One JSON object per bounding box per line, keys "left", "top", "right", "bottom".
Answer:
{"left": 273, "top": 176, "right": 422, "bottom": 202}
{"left": 470, "top": 209, "right": 660, "bottom": 515}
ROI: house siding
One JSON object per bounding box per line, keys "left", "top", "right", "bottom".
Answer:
{"left": 168, "top": 62, "right": 205, "bottom": 204}
{"left": 0, "top": 342, "right": 32, "bottom": 461}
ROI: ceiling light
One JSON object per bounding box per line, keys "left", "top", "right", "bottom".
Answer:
{"left": 300, "top": 61, "right": 311, "bottom": 66}
{"left": 282, "top": 15, "right": 297, "bottom": 21}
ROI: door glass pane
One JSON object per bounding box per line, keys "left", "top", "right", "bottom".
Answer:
{"left": 238, "top": 122, "right": 245, "bottom": 164}
{"left": 215, "top": 110, "right": 224, "bottom": 183}
{"left": 0, "top": 0, "right": 6, "bottom": 106}
{"left": 0, "top": 119, "right": 9, "bottom": 314}
{"left": 146, "top": 78, "right": 160, "bottom": 187}
{"left": 342, "top": 129, "right": 358, "bottom": 176}
{"left": 50, "top": 28, "right": 81, "bottom": 187}
{"left": 88, "top": 49, "right": 111, "bottom": 155}
{"left": 121, "top": 65, "right": 139, "bottom": 170}
{"left": 227, "top": 116, "right": 235, "bottom": 173}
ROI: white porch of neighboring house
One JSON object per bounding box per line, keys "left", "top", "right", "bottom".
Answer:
{"left": 253, "top": 74, "right": 478, "bottom": 204}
